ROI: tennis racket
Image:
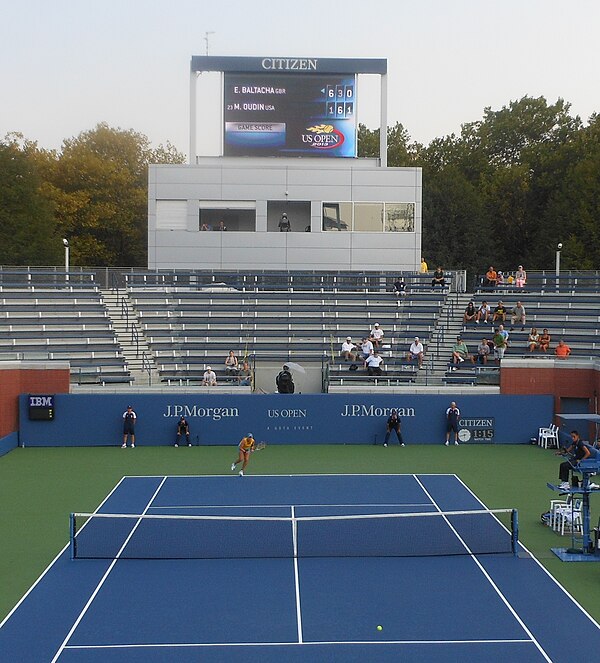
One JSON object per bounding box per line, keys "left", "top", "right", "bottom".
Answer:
{"left": 254, "top": 442, "right": 267, "bottom": 451}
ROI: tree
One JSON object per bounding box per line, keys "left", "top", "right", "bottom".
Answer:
{"left": 45, "top": 123, "right": 185, "bottom": 267}
{"left": 0, "top": 134, "right": 60, "bottom": 265}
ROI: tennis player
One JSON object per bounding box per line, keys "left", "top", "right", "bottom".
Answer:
{"left": 231, "top": 433, "right": 256, "bottom": 476}
{"left": 121, "top": 405, "right": 137, "bottom": 448}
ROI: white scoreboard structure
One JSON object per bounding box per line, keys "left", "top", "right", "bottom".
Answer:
{"left": 148, "top": 56, "right": 422, "bottom": 272}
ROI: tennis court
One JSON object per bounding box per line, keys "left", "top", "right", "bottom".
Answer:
{"left": 1, "top": 473, "right": 599, "bottom": 662}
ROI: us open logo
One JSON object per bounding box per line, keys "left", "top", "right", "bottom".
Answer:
{"left": 301, "top": 124, "right": 345, "bottom": 149}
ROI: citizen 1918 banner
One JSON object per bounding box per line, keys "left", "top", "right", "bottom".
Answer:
{"left": 19, "top": 394, "right": 552, "bottom": 447}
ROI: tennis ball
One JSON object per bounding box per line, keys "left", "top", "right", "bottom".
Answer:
{"left": 377, "top": 625, "right": 383, "bottom": 631}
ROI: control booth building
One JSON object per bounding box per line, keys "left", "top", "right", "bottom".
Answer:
{"left": 148, "top": 56, "right": 422, "bottom": 272}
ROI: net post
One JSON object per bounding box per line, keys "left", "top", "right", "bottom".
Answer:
{"left": 511, "top": 509, "right": 519, "bottom": 556}
{"left": 69, "top": 513, "right": 76, "bottom": 560}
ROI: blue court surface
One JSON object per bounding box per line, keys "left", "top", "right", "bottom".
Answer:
{"left": 1, "top": 473, "right": 599, "bottom": 662}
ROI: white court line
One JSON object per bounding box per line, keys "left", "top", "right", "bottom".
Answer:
{"left": 147, "top": 502, "right": 433, "bottom": 509}
{"left": 0, "top": 476, "right": 127, "bottom": 631}
{"left": 64, "top": 637, "right": 533, "bottom": 650}
{"left": 455, "top": 474, "right": 600, "bottom": 630}
{"left": 121, "top": 472, "right": 456, "bottom": 478}
{"left": 50, "top": 476, "right": 168, "bottom": 663}
{"left": 291, "top": 506, "right": 303, "bottom": 644}
{"left": 412, "top": 475, "right": 553, "bottom": 663}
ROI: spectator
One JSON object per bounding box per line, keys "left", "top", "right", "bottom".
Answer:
{"left": 200, "top": 222, "right": 212, "bottom": 231}
{"left": 492, "top": 300, "right": 507, "bottom": 324}
{"left": 444, "top": 401, "right": 461, "bottom": 446}
{"left": 360, "top": 337, "right": 374, "bottom": 359}
{"left": 476, "top": 338, "right": 490, "bottom": 365}
{"left": 539, "top": 328, "right": 551, "bottom": 353}
{"left": 364, "top": 350, "right": 385, "bottom": 376}
{"left": 276, "top": 364, "right": 295, "bottom": 393}
{"left": 174, "top": 415, "right": 191, "bottom": 447}
{"left": 224, "top": 350, "right": 239, "bottom": 379}
{"left": 420, "top": 257, "right": 428, "bottom": 273}
{"left": 510, "top": 301, "right": 526, "bottom": 331}
{"left": 217, "top": 219, "right": 228, "bottom": 231}
{"left": 238, "top": 359, "right": 252, "bottom": 386}
{"left": 484, "top": 266, "right": 498, "bottom": 290}
{"left": 431, "top": 266, "right": 445, "bottom": 290}
{"left": 493, "top": 327, "right": 509, "bottom": 361}
{"left": 463, "top": 300, "right": 477, "bottom": 326}
{"left": 369, "top": 323, "right": 384, "bottom": 349}
{"left": 384, "top": 409, "right": 405, "bottom": 447}
{"left": 121, "top": 405, "right": 137, "bottom": 448}
{"left": 202, "top": 366, "right": 217, "bottom": 386}
{"left": 407, "top": 336, "right": 424, "bottom": 368}
{"left": 497, "top": 271, "right": 504, "bottom": 286}
{"left": 475, "top": 300, "right": 491, "bottom": 325}
{"left": 393, "top": 277, "right": 407, "bottom": 297}
{"left": 527, "top": 328, "right": 540, "bottom": 353}
{"left": 451, "top": 335, "right": 473, "bottom": 368}
{"left": 555, "top": 339, "right": 571, "bottom": 359}
{"left": 278, "top": 212, "right": 291, "bottom": 232}
{"left": 515, "top": 265, "right": 527, "bottom": 288}
{"left": 341, "top": 336, "right": 357, "bottom": 362}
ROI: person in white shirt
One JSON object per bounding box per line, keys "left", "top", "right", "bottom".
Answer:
{"left": 341, "top": 336, "right": 357, "bottom": 362}
{"left": 364, "top": 351, "right": 385, "bottom": 375}
{"left": 475, "top": 301, "right": 491, "bottom": 324}
{"left": 360, "top": 337, "right": 374, "bottom": 359}
{"left": 407, "top": 336, "right": 424, "bottom": 368}
{"left": 369, "top": 323, "right": 384, "bottom": 348}
{"left": 202, "top": 366, "right": 217, "bottom": 386}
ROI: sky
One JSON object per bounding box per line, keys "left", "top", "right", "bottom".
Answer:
{"left": 1, "top": 0, "right": 599, "bottom": 159}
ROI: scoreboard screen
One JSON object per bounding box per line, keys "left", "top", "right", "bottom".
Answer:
{"left": 223, "top": 73, "right": 356, "bottom": 157}
{"left": 28, "top": 394, "right": 55, "bottom": 421}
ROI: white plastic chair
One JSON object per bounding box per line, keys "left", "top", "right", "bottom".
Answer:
{"left": 538, "top": 424, "right": 559, "bottom": 449}
{"left": 555, "top": 498, "right": 583, "bottom": 535}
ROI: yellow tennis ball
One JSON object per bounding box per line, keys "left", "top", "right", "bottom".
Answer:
{"left": 377, "top": 625, "right": 383, "bottom": 631}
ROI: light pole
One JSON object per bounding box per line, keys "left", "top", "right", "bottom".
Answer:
{"left": 555, "top": 242, "right": 562, "bottom": 292}
{"left": 63, "top": 238, "right": 70, "bottom": 282}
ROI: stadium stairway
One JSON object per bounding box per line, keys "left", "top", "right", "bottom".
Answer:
{"left": 101, "top": 289, "right": 158, "bottom": 385}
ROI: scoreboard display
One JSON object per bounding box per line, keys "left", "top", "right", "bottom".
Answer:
{"left": 223, "top": 73, "right": 356, "bottom": 157}
{"left": 28, "top": 394, "right": 55, "bottom": 421}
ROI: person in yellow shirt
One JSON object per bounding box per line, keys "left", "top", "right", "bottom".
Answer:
{"left": 420, "top": 257, "right": 428, "bottom": 273}
{"left": 230, "top": 433, "right": 256, "bottom": 476}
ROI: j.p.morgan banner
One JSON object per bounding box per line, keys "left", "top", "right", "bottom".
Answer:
{"left": 19, "top": 394, "right": 552, "bottom": 447}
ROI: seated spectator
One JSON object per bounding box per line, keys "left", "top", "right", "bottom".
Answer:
{"left": 475, "top": 300, "right": 491, "bottom": 324}
{"left": 407, "top": 336, "right": 424, "bottom": 368}
{"left": 477, "top": 338, "right": 490, "bottom": 365}
{"left": 484, "top": 266, "right": 498, "bottom": 290}
{"left": 224, "top": 350, "right": 239, "bottom": 378}
{"left": 527, "top": 328, "right": 540, "bottom": 352}
{"left": 393, "top": 277, "right": 407, "bottom": 297}
{"left": 493, "top": 327, "right": 508, "bottom": 361}
{"left": 202, "top": 366, "right": 217, "bottom": 386}
{"left": 451, "top": 336, "right": 474, "bottom": 367}
{"left": 360, "top": 337, "right": 374, "bottom": 359}
{"left": 539, "top": 328, "right": 551, "bottom": 353}
{"left": 369, "top": 323, "right": 384, "bottom": 348}
{"left": 555, "top": 339, "right": 571, "bottom": 359}
{"left": 341, "top": 336, "right": 357, "bottom": 362}
{"left": 217, "top": 219, "right": 228, "bottom": 231}
{"left": 497, "top": 271, "right": 504, "bottom": 286}
{"left": 507, "top": 274, "right": 514, "bottom": 285}
{"left": 492, "top": 300, "right": 507, "bottom": 323}
{"left": 364, "top": 351, "right": 385, "bottom": 376}
{"left": 431, "top": 266, "right": 445, "bottom": 290}
{"left": 463, "top": 301, "right": 477, "bottom": 326}
{"left": 510, "top": 301, "right": 526, "bottom": 331}
{"left": 201, "top": 222, "right": 212, "bottom": 231}
{"left": 237, "top": 359, "right": 251, "bottom": 386}
{"left": 515, "top": 265, "right": 527, "bottom": 288}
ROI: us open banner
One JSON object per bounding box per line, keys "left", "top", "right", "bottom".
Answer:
{"left": 18, "top": 394, "right": 552, "bottom": 447}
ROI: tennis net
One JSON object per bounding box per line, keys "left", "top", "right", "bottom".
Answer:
{"left": 70, "top": 508, "right": 518, "bottom": 560}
